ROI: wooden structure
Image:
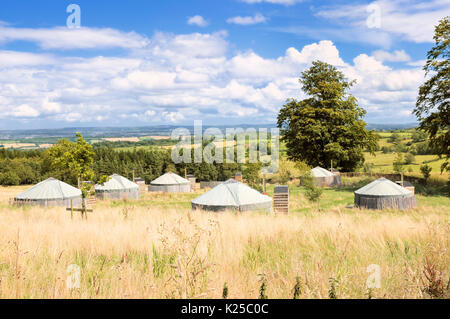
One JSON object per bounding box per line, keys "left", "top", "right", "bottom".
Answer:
{"left": 149, "top": 172, "right": 191, "bottom": 193}
{"left": 86, "top": 196, "right": 97, "bottom": 207}
{"left": 355, "top": 177, "right": 416, "bottom": 210}
{"left": 192, "top": 179, "right": 272, "bottom": 212}
{"left": 13, "top": 177, "right": 82, "bottom": 207}
{"left": 395, "top": 180, "right": 415, "bottom": 195}
{"left": 186, "top": 174, "right": 196, "bottom": 191}
{"left": 134, "top": 177, "right": 147, "bottom": 195}
{"left": 233, "top": 172, "right": 242, "bottom": 182}
{"left": 302, "top": 167, "right": 341, "bottom": 187}
{"left": 273, "top": 185, "right": 289, "bottom": 214}
{"left": 66, "top": 198, "right": 94, "bottom": 219}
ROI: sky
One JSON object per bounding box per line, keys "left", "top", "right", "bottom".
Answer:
{"left": 0, "top": 0, "right": 449, "bottom": 130}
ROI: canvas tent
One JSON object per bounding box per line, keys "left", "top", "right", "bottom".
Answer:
{"left": 354, "top": 177, "right": 416, "bottom": 210}
{"left": 95, "top": 174, "right": 139, "bottom": 200}
{"left": 14, "top": 177, "right": 82, "bottom": 207}
{"left": 308, "top": 166, "right": 341, "bottom": 187}
{"left": 192, "top": 179, "right": 272, "bottom": 212}
{"left": 149, "top": 172, "right": 191, "bottom": 193}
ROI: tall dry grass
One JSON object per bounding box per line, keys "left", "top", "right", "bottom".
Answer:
{"left": 0, "top": 186, "right": 448, "bottom": 299}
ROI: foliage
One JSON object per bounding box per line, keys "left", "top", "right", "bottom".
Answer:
{"left": 48, "top": 133, "right": 108, "bottom": 199}
{"left": 222, "top": 283, "right": 229, "bottom": 299}
{"left": 404, "top": 153, "right": 416, "bottom": 165}
{"left": 293, "top": 276, "right": 302, "bottom": 299}
{"left": 388, "top": 132, "right": 403, "bottom": 144}
{"left": 420, "top": 164, "right": 433, "bottom": 184}
{"left": 272, "top": 159, "right": 305, "bottom": 184}
{"left": 0, "top": 171, "right": 21, "bottom": 186}
{"left": 328, "top": 278, "right": 338, "bottom": 299}
{"left": 277, "top": 61, "right": 378, "bottom": 172}
{"left": 411, "top": 130, "right": 428, "bottom": 143}
{"left": 414, "top": 17, "right": 450, "bottom": 172}
{"left": 259, "top": 277, "right": 268, "bottom": 299}
{"left": 393, "top": 153, "right": 405, "bottom": 174}
{"left": 421, "top": 257, "right": 450, "bottom": 299}
{"left": 301, "top": 171, "right": 323, "bottom": 210}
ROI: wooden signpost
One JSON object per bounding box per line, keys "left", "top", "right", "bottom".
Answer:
{"left": 67, "top": 199, "right": 93, "bottom": 219}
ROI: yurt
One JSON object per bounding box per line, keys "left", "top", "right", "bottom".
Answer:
{"left": 354, "top": 177, "right": 416, "bottom": 210}
{"left": 309, "top": 166, "right": 341, "bottom": 187}
{"left": 95, "top": 174, "right": 139, "bottom": 200}
{"left": 148, "top": 172, "right": 191, "bottom": 193}
{"left": 14, "top": 177, "right": 82, "bottom": 207}
{"left": 192, "top": 179, "right": 272, "bottom": 212}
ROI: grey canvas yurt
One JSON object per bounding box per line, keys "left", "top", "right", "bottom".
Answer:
{"left": 354, "top": 177, "right": 416, "bottom": 210}
{"left": 95, "top": 174, "right": 139, "bottom": 200}
{"left": 192, "top": 179, "right": 272, "bottom": 212}
{"left": 309, "top": 166, "right": 341, "bottom": 187}
{"left": 148, "top": 172, "right": 191, "bottom": 193}
{"left": 14, "top": 177, "right": 82, "bottom": 207}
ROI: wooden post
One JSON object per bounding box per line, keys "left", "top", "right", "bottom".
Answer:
{"left": 401, "top": 172, "right": 404, "bottom": 187}
{"left": 70, "top": 200, "right": 73, "bottom": 219}
{"left": 132, "top": 169, "right": 135, "bottom": 182}
{"left": 263, "top": 175, "right": 266, "bottom": 193}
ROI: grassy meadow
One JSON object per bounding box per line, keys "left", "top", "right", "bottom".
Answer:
{"left": 0, "top": 177, "right": 448, "bottom": 299}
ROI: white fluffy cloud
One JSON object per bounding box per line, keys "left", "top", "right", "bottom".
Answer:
{"left": 0, "top": 25, "right": 424, "bottom": 127}
{"left": 0, "top": 25, "right": 148, "bottom": 49}
{"left": 187, "top": 15, "right": 209, "bottom": 27}
{"left": 372, "top": 50, "right": 411, "bottom": 62}
{"left": 316, "top": 0, "right": 450, "bottom": 43}
{"left": 227, "top": 14, "right": 267, "bottom": 25}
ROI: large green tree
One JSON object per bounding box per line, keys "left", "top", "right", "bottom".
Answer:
{"left": 277, "top": 61, "right": 378, "bottom": 171}
{"left": 414, "top": 16, "right": 449, "bottom": 172}
{"left": 48, "top": 133, "right": 108, "bottom": 210}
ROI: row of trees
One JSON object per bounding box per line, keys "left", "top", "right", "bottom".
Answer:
{"left": 0, "top": 136, "right": 262, "bottom": 187}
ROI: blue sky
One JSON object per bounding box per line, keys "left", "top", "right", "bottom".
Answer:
{"left": 0, "top": 0, "right": 449, "bottom": 129}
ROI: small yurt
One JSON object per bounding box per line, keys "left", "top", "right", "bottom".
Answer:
{"left": 192, "top": 179, "right": 272, "bottom": 212}
{"left": 14, "top": 177, "right": 82, "bottom": 207}
{"left": 354, "top": 177, "right": 416, "bottom": 210}
{"left": 304, "top": 167, "right": 341, "bottom": 187}
{"left": 148, "top": 172, "right": 191, "bottom": 193}
{"left": 95, "top": 174, "right": 139, "bottom": 200}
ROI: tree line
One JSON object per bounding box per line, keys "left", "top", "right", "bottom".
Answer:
{"left": 0, "top": 141, "right": 261, "bottom": 187}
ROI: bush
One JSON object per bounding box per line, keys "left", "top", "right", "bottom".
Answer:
{"left": 381, "top": 146, "right": 393, "bottom": 154}
{"left": 405, "top": 153, "right": 416, "bottom": 164}
{"left": 0, "top": 171, "right": 21, "bottom": 186}
{"left": 420, "top": 164, "right": 432, "bottom": 185}
{"left": 302, "top": 172, "right": 323, "bottom": 210}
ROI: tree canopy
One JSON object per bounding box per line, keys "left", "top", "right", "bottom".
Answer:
{"left": 277, "top": 60, "right": 378, "bottom": 172}
{"left": 48, "top": 133, "right": 106, "bottom": 198}
{"left": 414, "top": 16, "right": 449, "bottom": 172}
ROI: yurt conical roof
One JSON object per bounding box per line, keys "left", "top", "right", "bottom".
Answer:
{"left": 355, "top": 177, "right": 412, "bottom": 197}
{"left": 14, "top": 178, "right": 81, "bottom": 201}
{"left": 311, "top": 166, "right": 335, "bottom": 177}
{"left": 150, "top": 172, "right": 190, "bottom": 185}
{"left": 192, "top": 179, "right": 272, "bottom": 211}
{"left": 95, "top": 174, "right": 138, "bottom": 192}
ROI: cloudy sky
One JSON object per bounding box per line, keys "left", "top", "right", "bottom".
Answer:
{"left": 0, "top": 0, "right": 449, "bottom": 130}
